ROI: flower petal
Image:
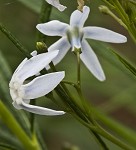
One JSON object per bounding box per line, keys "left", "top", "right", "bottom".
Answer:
{"left": 36, "top": 21, "right": 69, "bottom": 36}
{"left": 70, "top": 6, "right": 90, "bottom": 27}
{"left": 46, "top": 37, "right": 71, "bottom": 69}
{"left": 21, "top": 101, "right": 65, "bottom": 116}
{"left": 14, "top": 51, "right": 59, "bottom": 83}
{"left": 80, "top": 40, "right": 105, "bottom": 81}
{"left": 46, "top": 0, "right": 67, "bottom": 11}
{"left": 23, "top": 72, "right": 65, "bottom": 99}
{"left": 83, "top": 27, "right": 127, "bottom": 43}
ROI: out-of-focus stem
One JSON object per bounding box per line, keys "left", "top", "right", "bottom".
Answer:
{"left": 0, "top": 23, "right": 31, "bottom": 58}
{"left": 36, "top": 0, "right": 52, "bottom": 42}
{"left": 0, "top": 100, "right": 41, "bottom": 150}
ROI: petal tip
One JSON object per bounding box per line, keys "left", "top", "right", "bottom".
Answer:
{"left": 122, "top": 36, "right": 127, "bottom": 43}
{"left": 51, "top": 110, "right": 66, "bottom": 116}
{"left": 99, "top": 76, "right": 106, "bottom": 82}
{"left": 117, "top": 34, "right": 127, "bottom": 43}
{"left": 36, "top": 24, "right": 42, "bottom": 30}
{"left": 58, "top": 6, "right": 67, "bottom": 12}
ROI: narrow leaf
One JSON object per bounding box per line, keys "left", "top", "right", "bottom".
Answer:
{"left": 111, "top": 48, "right": 136, "bottom": 77}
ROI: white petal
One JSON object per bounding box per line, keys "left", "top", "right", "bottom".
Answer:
{"left": 46, "top": 0, "right": 67, "bottom": 11}
{"left": 23, "top": 72, "right": 65, "bottom": 99}
{"left": 14, "top": 51, "right": 59, "bottom": 83}
{"left": 83, "top": 27, "right": 127, "bottom": 43}
{"left": 11, "top": 51, "right": 38, "bottom": 81}
{"left": 36, "top": 21, "right": 69, "bottom": 36}
{"left": 31, "top": 50, "right": 37, "bottom": 56}
{"left": 70, "top": 6, "right": 90, "bottom": 27}
{"left": 80, "top": 40, "right": 105, "bottom": 81}
{"left": 47, "top": 37, "right": 71, "bottom": 69}
{"left": 9, "top": 58, "right": 28, "bottom": 86}
{"left": 21, "top": 101, "right": 65, "bottom": 116}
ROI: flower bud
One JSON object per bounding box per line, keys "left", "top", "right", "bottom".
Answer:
{"left": 36, "top": 42, "right": 47, "bottom": 52}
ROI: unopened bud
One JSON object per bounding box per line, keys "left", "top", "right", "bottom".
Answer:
{"left": 99, "top": 5, "right": 110, "bottom": 15}
{"left": 36, "top": 42, "right": 47, "bottom": 52}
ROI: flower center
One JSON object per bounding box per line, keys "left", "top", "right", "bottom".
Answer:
{"left": 66, "top": 26, "right": 83, "bottom": 51}
{"left": 10, "top": 81, "right": 24, "bottom": 104}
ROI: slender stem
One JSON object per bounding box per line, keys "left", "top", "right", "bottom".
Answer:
{"left": 93, "top": 109, "right": 136, "bottom": 147}
{"left": 113, "top": 0, "right": 136, "bottom": 42}
{"left": 76, "top": 51, "right": 81, "bottom": 87}
{"left": 71, "top": 109, "right": 133, "bottom": 150}
{"left": 36, "top": 0, "right": 52, "bottom": 42}
{"left": 62, "top": 80, "right": 77, "bottom": 87}
{"left": 63, "top": 50, "right": 109, "bottom": 150}
{"left": 0, "top": 100, "right": 41, "bottom": 150}
{"left": 99, "top": 5, "right": 128, "bottom": 29}
{"left": 129, "top": 0, "right": 136, "bottom": 5}
{"left": 102, "top": 0, "right": 115, "bottom": 8}
{"left": 0, "top": 143, "right": 17, "bottom": 150}
{"left": 96, "top": 126, "right": 134, "bottom": 150}
{"left": 89, "top": 130, "right": 109, "bottom": 150}
{"left": 0, "top": 23, "right": 31, "bottom": 58}
{"left": 46, "top": 50, "right": 133, "bottom": 149}
{"left": 114, "top": 0, "right": 129, "bottom": 23}
{"left": 76, "top": 87, "right": 109, "bottom": 149}
{"left": 102, "top": 0, "right": 136, "bottom": 43}
{"left": 30, "top": 100, "right": 36, "bottom": 133}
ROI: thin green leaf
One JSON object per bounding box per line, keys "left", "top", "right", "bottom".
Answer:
{"left": 89, "top": 40, "right": 136, "bottom": 79}
{"left": 0, "top": 24, "right": 31, "bottom": 58}
{"left": 111, "top": 48, "right": 136, "bottom": 77}
{"left": 0, "top": 143, "right": 19, "bottom": 150}
{"left": 0, "top": 128, "right": 23, "bottom": 150}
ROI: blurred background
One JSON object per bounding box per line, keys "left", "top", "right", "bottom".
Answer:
{"left": 0, "top": 0, "right": 136, "bottom": 149}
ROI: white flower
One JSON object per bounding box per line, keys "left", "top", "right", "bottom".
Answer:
{"left": 9, "top": 50, "right": 65, "bottom": 116}
{"left": 46, "top": 0, "right": 66, "bottom": 11}
{"left": 36, "top": 6, "right": 127, "bottom": 81}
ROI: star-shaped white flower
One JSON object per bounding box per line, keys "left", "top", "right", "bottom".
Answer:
{"left": 9, "top": 50, "right": 65, "bottom": 116}
{"left": 46, "top": 0, "right": 66, "bottom": 11}
{"left": 36, "top": 6, "right": 127, "bottom": 81}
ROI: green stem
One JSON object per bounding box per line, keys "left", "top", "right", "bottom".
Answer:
{"left": 0, "top": 143, "right": 17, "bottom": 150}
{"left": 114, "top": 0, "right": 129, "bottom": 23}
{"left": 76, "top": 50, "right": 81, "bottom": 87}
{"left": 0, "top": 100, "right": 41, "bottom": 150}
{"left": 129, "top": 0, "right": 136, "bottom": 5}
{"left": 113, "top": 0, "right": 136, "bottom": 43}
{"left": 62, "top": 80, "right": 77, "bottom": 87}
{"left": 47, "top": 51, "right": 132, "bottom": 149}
{"left": 72, "top": 111, "right": 133, "bottom": 150}
{"left": 0, "top": 23, "right": 31, "bottom": 58}
{"left": 94, "top": 109, "right": 136, "bottom": 147}
{"left": 30, "top": 100, "right": 36, "bottom": 133}
{"left": 76, "top": 87, "right": 109, "bottom": 149}
{"left": 36, "top": 0, "right": 52, "bottom": 42}
{"left": 96, "top": 126, "right": 134, "bottom": 150}
{"left": 103, "top": 0, "right": 136, "bottom": 43}
{"left": 99, "top": 5, "right": 128, "bottom": 29}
